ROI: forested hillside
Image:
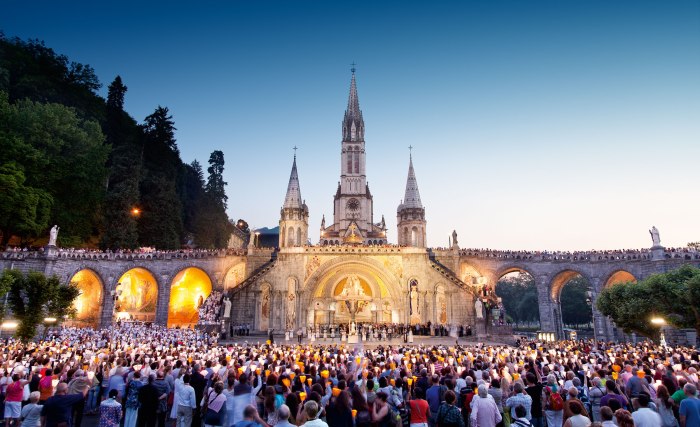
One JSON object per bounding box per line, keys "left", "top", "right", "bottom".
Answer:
{"left": 0, "top": 35, "right": 233, "bottom": 249}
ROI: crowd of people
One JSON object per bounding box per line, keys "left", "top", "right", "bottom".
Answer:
{"left": 0, "top": 322, "right": 697, "bottom": 427}
{"left": 198, "top": 291, "right": 224, "bottom": 325}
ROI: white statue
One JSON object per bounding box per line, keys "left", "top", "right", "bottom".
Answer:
{"left": 410, "top": 286, "right": 420, "bottom": 316}
{"left": 649, "top": 226, "right": 661, "bottom": 247}
{"left": 340, "top": 274, "right": 367, "bottom": 298}
{"left": 48, "top": 225, "right": 59, "bottom": 246}
{"left": 452, "top": 230, "right": 458, "bottom": 247}
{"left": 350, "top": 321, "right": 356, "bottom": 334}
{"left": 475, "top": 299, "right": 484, "bottom": 319}
{"left": 223, "top": 298, "right": 232, "bottom": 318}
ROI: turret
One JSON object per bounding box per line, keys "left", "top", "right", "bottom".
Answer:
{"left": 279, "top": 151, "right": 309, "bottom": 248}
{"left": 397, "top": 151, "right": 427, "bottom": 247}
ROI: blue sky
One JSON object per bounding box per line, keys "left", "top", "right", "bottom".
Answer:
{"left": 4, "top": 0, "right": 700, "bottom": 250}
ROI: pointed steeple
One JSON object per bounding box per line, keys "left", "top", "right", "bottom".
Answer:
{"left": 342, "top": 65, "right": 364, "bottom": 142}
{"left": 283, "top": 151, "right": 302, "bottom": 209}
{"left": 402, "top": 152, "right": 423, "bottom": 209}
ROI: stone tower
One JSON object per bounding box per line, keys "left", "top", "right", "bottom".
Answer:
{"left": 320, "top": 67, "right": 387, "bottom": 245}
{"left": 397, "top": 153, "right": 426, "bottom": 247}
{"left": 279, "top": 153, "right": 309, "bottom": 247}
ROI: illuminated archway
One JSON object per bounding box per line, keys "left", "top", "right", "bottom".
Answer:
{"left": 605, "top": 270, "right": 637, "bottom": 287}
{"left": 168, "top": 267, "right": 213, "bottom": 328}
{"left": 116, "top": 268, "right": 158, "bottom": 322}
{"left": 69, "top": 269, "right": 103, "bottom": 327}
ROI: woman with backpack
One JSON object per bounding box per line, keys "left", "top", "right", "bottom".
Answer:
{"left": 202, "top": 381, "right": 228, "bottom": 427}
{"left": 544, "top": 375, "right": 564, "bottom": 427}
{"left": 436, "top": 390, "right": 465, "bottom": 427}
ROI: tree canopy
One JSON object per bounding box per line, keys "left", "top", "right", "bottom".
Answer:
{"left": 597, "top": 265, "right": 700, "bottom": 338}
{"left": 0, "top": 35, "right": 235, "bottom": 249}
{"left": 496, "top": 273, "right": 540, "bottom": 327}
{"left": 0, "top": 269, "right": 80, "bottom": 341}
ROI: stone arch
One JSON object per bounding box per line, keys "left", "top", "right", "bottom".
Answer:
{"left": 222, "top": 262, "right": 247, "bottom": 291}
{"left": 549, "top": 268, "right": 594, "bottom": 339}
{"left": 604, "top": 270, "right": 637, "bottom": 288}
{"left": 302, "top": 255, "right": 403, "bottom": 325}
{"left": 167, "top": 267, "right": 213, "bottom": 328}
{"left": 114, "top": 267, "right": 159, "bottom": 323}
{"left": 459, "top": 262, "right": 486, "bottom": 285}
{"left": 549, "top": 269, "right": 592, "bottom": 302}
{"left": 67, "top": 268, "right": 105, "bottom": 328}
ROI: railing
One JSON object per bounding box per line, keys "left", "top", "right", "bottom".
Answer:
{"left": 1, "top": 248, "right": 248, "bottom": 261}
{"left": 457, "top": 248, "right": 700, "bottom": 262}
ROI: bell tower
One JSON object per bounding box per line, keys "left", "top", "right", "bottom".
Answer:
{"left": 397, "top": 150, "right": 426, "bottom": 247}
{"left": 279, "top": 150, "right": 309, "bottom": 247}
{"left": 320, "top": 67, "right": 387, "bottom": 245}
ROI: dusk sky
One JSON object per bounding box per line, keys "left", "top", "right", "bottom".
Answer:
{"left": 4, "top": 1, "right": 699, "bottom": 250}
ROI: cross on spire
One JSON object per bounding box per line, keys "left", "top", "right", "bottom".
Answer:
{"left": 350, "top": 61, "right": 356, "bottom": 73}
{"left": 293, "top": 146, "right": 298, "bottom": 158}
{"left": 408, "top": 145, "right": 413, "bottom": 159}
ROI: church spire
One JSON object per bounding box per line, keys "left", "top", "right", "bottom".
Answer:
{"left": 283, "top": 149, "right": 302, "bottom": 209}
{"left": 402, "top": 150, "right": 423, "bottom": 209}
{"left": 342, "top": 65, "right": 364, "bottom": 142}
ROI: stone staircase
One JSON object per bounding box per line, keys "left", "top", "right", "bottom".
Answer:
{"left": 226, "top": 257, "right": 277, "bottom": 327}
{"left": 427, "top": 254, "right": 478, "bottom": 297}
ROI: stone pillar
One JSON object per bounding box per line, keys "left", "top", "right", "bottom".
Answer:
{"left": 155, "top": 275, "right": 170, "bottom": 326}
{"left": 535, "top": 275, "right": 558, "bottom": 334}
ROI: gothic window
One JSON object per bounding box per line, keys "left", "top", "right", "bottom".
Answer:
{"left": 411, "top": 226, "right": 418, "bottom": 247}
{"left": 354, "top": 150, "right": 359, "bottom": 173}
{"left": 288, "top": 226, "right": 295, "bottom": 246}
{"left": 347, "top": 148, "right": 352, "bottom": 174}
{"left": 296, "top": 228, "right": 302, "bottom": 246}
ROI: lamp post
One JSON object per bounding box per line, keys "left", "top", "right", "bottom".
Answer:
{"left": 109, "top": 283, "right": 123, "bottom": 349}
{"left": 651, "top": 317, "right": 667, "bottom": 347}
{"left": 586, "top": 290, "right": 598, "bottom": 347}
{"left": 255, "top": 231, "right": 261, "bottom": 248}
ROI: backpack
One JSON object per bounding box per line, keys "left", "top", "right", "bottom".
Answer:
{"left": 547, "top": 389, "right": 564, "bottom": 411}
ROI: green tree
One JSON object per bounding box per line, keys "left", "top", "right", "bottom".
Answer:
{"left": 597, "top": 265, "right": 700, "bottom": 337}
{"left": 0, "top": 162, "right": 53, "bottom": 246}
{"left": 1, "top": 269, "right": 80, "bottom": 341}
{"left": 560, "top": 276, "right": 593, "bottom": 329}
{"left": 138, "top": 107, "right": 183, "bottom": 249}
{"left": 100, "top": 76, "right": 141, "bottom": 249}
{"left": 206, "top": 150, "right": 228, "bottom": 209}
{"left": 496, "top": 273, "right": 540, "bottom": 328}
{"left": 0, "top": 91, "right": 108, "bottom": 245}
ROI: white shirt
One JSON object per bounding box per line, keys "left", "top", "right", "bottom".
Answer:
{"left": 175, "top": 382, "right": 197, "bottom": 408}
{"left": 631, "top": 407, "right": 662, "bottom": 427}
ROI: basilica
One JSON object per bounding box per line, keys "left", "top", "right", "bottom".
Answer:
{"left": 228, "top": 69, "right": 478, "bottom": 334}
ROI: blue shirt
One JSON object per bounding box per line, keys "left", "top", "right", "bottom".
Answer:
{"left": 680, "top": 397, "right": 700, "bottom": 425}
{"left": 426, "top": 385, "right": 442, "bottom": 414}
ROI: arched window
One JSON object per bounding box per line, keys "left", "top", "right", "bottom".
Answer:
{"left": 347, "top": 147, "right": 353, "bottom": 173}
{"left": 411, "top": 226, "right": 418, "bottom": 247}
{"left": 354, "top": 149, "right": 360, "bottom": 173}
{"left": 288, "top": 226, "right": 295, "bottom": 246}
{"left": 296, "top": 227, "right": 302, "bottom": 246}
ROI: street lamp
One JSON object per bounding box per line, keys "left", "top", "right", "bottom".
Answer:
{"left": 131, "top": 208, "right": 141, "bottom": 216}
{"left": 651, "top": 317, "right": 667, "bottom": 347}
{"left": 255, "top": 231, "right": 260, "bottom": 248}
{"left": 586, "top": 290, "right": 598, "bottom": 347}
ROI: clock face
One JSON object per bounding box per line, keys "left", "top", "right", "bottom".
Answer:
{"left": 347, "top": 198, "right": 360, "bottom": 211}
